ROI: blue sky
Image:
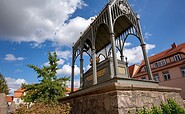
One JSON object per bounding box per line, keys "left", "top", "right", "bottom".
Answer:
{"left": 0, "top": 0, "right": 185, "bottom": 94}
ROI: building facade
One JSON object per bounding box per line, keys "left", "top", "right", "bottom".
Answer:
{"left": 13, "top": 88, "right": 25, "bottom": 106}
{"left": 6, "top": 96, "right": 13, "bottom": 106}
{"left": 133, "top": 42, "right": 185, "bottom": 99}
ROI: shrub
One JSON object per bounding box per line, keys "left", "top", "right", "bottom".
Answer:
{"left": 138, "top": 107, "right": 149, "bottom": 114}
{"left": 13, "top": 103, "right": 71, "bottom": 114}
{"left": 150, "top": 105, "right": 162, "bottom": 114}
{"left": 162, "top": 99, "right": 185, "bottom": 114}
{"left": 137, "top": 99, "right": 185, "bottom": 114}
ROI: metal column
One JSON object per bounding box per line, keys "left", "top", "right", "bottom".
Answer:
{"left": 92, "top": 48, "right": 97, "bottom": 85}
{"left": 80, "top": 56, "right": 83, "bottom": 88}
{"left": 140, "top": 44, "right": 153, "bottom": 80}
{"left": 71, "top": 49, "right": 75, "bottom": 92}
{"left": 92, "top": 27, "right": 97, "bottom": 85}
{"left": 108, "top": 3, "right": 119, "bottom": 76}
{"left": 137, "top": 17, "right": 153, "bottom": 80}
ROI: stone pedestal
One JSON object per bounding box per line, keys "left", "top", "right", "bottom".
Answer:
{"left": 0, "top": 93, "right": 7, "bottom": 114}
{"left": 60, "top": 78, "right": 184, "bottom": 114}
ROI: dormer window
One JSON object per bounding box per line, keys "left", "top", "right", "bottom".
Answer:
{"left": 153, "top": 62, "right": 158, "bottom": 68}
{"left": 141, "top": 66, "right": 146, "bottom": 72}
{"left": 153, "top": 59, "right": 166, "bottom": 68}
{"left": 174, "top": 54, "right": 182, "bottom": 61}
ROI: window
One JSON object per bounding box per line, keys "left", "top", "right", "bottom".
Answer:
{"left": 161, "top": 60, "right": 166, "bottom": 66}
{"left": 153, "top": 73, "right": 160, "bottom": 82}
{"left": 141, "top": 77, "right": 146, "bottom": 80}
{"left": 163, "top": 71, "right": 171, "bottom": 80}
{"left": 153, "top": 60, "right": 166, "bottom": 68}
{"left": 16, "top": 98, "right": 20, "bottom": 103}
{"left": 181, "top": 66, "right": 185, "bottom": 77}
{"left": 141, "top": 66, "right": 146, "bottom": 72}
{"left": 153, "top": 63, "right": 158, "bottom": 68}
{"left": 174, "top": 54, "right": 182, "bottom": 61}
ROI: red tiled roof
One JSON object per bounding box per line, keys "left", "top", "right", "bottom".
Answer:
{"left": 15, "top": 88, "right": 25, "bottom": 92}
{"left": 134, "top": 42, "right": 185, "bottom": 76}
{"left": 14, "top": 88, "right": 25, "bottom": 98}
{"left": 65, "top": 88, "right": 78, "bottom": 94}
{"left": 6, "top": 96, "right": 14, "bottom": 102}
{"left": 140, "top": 42, "right": 185, "bottom": 67}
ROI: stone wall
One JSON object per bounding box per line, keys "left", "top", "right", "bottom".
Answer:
{"left": 60, "top": 82, "right": 184, "bottom": 114}
{"left": 67, "top": 91, "right": 118, "bottom": 114}
{"left": 0, "top": 93, "right": 7, "bottom": 114}
{"left": 117, "top": 91, "right": 183, "bottom": 113}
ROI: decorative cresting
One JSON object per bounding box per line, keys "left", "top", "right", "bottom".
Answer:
{"left": 71, "top": 0, "right": 153, "bottom": 92}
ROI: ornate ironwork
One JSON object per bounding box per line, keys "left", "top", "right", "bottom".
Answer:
{"left": 71, "top": 0, "right": 153, "bottom": 92}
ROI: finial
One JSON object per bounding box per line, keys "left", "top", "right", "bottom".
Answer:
{"left": 125, "top": 57, "right": 128, "bottom": 67}
{"left": 136, "top": 13, "right": 140, "bottom": 19}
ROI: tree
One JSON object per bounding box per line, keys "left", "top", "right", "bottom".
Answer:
{"left": 22, "top": 52, "right": 69, "bottom": 104}
{"left": 0, "top": 73, "right": 9, "bottom": 94}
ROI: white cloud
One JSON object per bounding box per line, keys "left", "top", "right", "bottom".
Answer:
{"left": 43, "top": 59, "right": 64, "bottom": 67}
{"left": 57, "top": 59, "right": 65, "bottom": 66}
{"left": 4, "top": 54, "right": 24, "bottom": 61}
{"left": 14, "top": 69, "right": 23, "bottom": 73}
{"left": 5, "top": 77, "right": 27, "bottom": 95}
{"left": 57, "top": 64, "right": 80, "bottom": 76}
{"left": 144, "top": 32, "right": 152, "bottom": 39}
{"left": 53, "top": 16, "right": 92, "bottom": 46}
{"left": 146, "top": 44, "right": 155, "bottom": 52}
{"left": 30, "top": 42, "right": 45, "bottom": 48}
{"left": 0, "top": 0, "right": 89, "bottom": 46}
{"left": 55, "top": 50, "right": 72, "bottom": 60}
{"left": 43, "top": 62, "right": 50, "bottom": 66}
{"left": 99, "top": 54, "right": 105, "bottom": 62}
{"left": 124, "top": 42, "right": 132, "bottom": 47}
{"left": 67, "top": 79, "right": 80, "bottom": 88}
{"left": 84, "top": 64, "right": 91, "bottom": 72}
{"left": 118, "top": 43, "right": 155, "bottom": 65}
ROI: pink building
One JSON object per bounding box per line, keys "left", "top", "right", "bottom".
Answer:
{"left": 13, "top": 88, "right": 25, "bottom": 106}
{"left": 132, "top": 42, "right": 185, "bottom": 99}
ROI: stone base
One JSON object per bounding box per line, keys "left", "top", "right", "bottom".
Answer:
{"left": 60, "top": 80, "right": 184, "bottom": 114}
{"left": 0, "top": 93, "right": 7, "bottom": 114}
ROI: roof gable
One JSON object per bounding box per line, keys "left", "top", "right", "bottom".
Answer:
{"left": 135, "top": 42, "right": 185, "bottom": 75}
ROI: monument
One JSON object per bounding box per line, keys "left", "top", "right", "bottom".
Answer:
{"left": 60, "top": 0, "right": 184, "bottom": 113}
{"left": 70, "top": 0, "right": 154, "bottom": 91}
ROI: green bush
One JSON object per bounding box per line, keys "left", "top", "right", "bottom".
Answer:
{"left": 161, "top": 99, "right": 185, "bottom": 114}
{"left": 13, "top": 103, "right": 71, "bottom": 114}
{"left": 150, "top": 106, "right": 162, "bottom": 114}
{"left": 137, "top": 99, "right": 185, "bottom": 114}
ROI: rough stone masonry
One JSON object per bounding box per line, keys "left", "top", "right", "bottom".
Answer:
{"left": 0, "top": 93, "right": 7, "bottom": 114}
{"left": 60, "top": 82, "right": 184, "bottom": 114}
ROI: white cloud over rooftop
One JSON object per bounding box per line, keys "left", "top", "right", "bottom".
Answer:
{"left": 5, "top": 77, "right": 27, "bottom": 95}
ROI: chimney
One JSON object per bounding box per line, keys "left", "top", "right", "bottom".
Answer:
{"left": 171, "top": 43, "right": 177, "bottom": 49}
